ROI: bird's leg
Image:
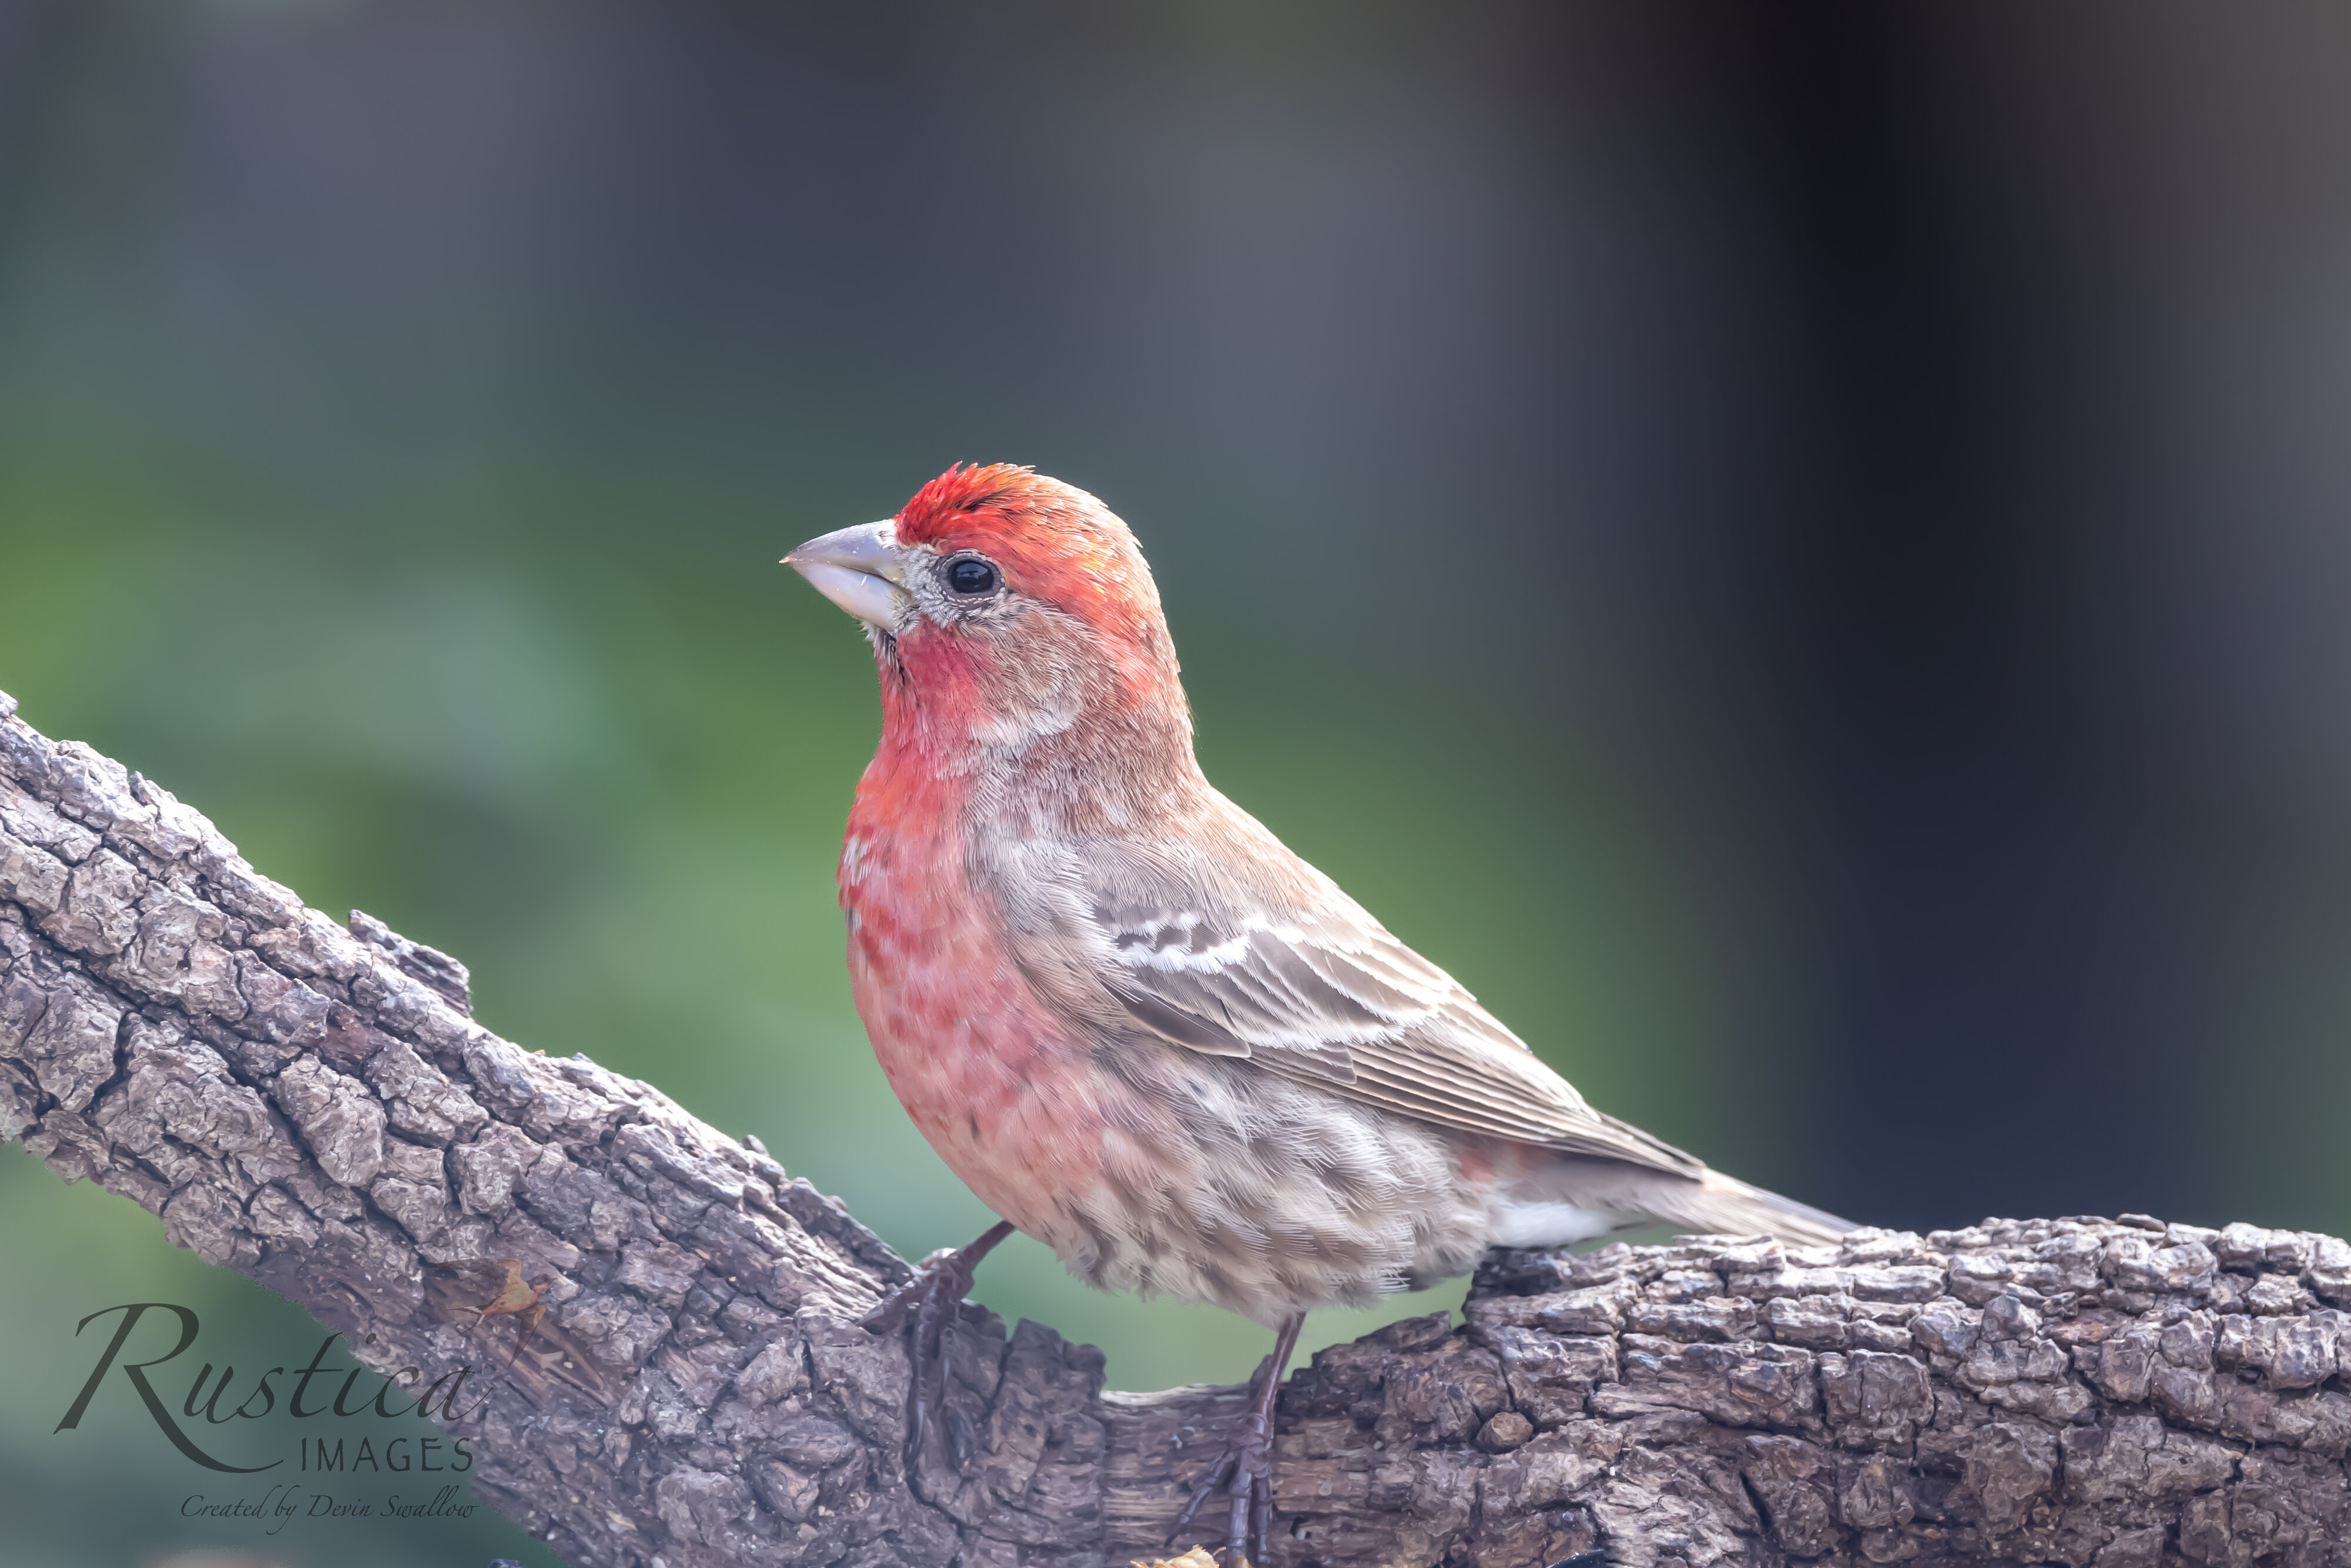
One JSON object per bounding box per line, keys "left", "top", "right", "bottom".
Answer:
{"left": 1170, "top": 1311, "right": 1305, "bottom": 1566}
{"left": 859, "top": 1218, "right": 1015, "bottom": 1468}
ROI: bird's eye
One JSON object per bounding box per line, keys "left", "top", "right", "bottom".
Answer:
{"left": 946, "top": 557, "right": 999, "bottom": 595}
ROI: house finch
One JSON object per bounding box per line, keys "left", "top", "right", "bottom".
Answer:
{"left": 786, "top": 464, "right": 1851, "bottom": 1563}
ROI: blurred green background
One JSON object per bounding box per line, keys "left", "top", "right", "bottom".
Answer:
{"left": 8, "top": 2, "right": 2351, "bottom": 1564}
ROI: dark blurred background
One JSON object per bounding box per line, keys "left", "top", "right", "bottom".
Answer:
{"left": 6, "top": 2, "right": 2351, "bottom": 1563}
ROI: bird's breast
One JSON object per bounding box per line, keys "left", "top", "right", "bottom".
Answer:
{"left": 838, "top": 800, "right": 1107, "bottom": 1235}
{"left": 834, "top": 766, "right": 1509, "bottom": 1321}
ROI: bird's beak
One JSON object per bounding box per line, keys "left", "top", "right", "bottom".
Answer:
{"left": 783, "top": 521, "right": 911, "bottom": 632}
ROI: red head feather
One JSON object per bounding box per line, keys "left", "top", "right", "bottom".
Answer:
{"left": 853, "top": 468, "right": 1211, "bottom": 900}
{"left": 893, "top": 464, "right": 1169, "bottom": 654}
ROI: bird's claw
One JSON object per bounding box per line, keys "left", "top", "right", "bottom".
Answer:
{"left": 861, "top": 1221, "right": 1014, "bottom": 1470}
{"left": 1168, "top": 1370, "right": 1281, "bottom": 1566}
{"left": 860, "top": 1245, "right": 982, "bottom": 1468}
{"left": 858, "top": 1244, "right": 972, "bottom": 1335}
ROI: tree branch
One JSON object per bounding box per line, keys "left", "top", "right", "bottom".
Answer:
{"left": 4, "top": 687, "right": 2349, "bottom": 1567}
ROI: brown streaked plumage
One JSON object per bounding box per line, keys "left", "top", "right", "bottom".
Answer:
{"left": 786, "top": 463, "right": 1854, "bottom": 1561}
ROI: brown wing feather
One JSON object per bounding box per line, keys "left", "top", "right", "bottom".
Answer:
{"left": 1023, "top": 793, "right": 1708, "bottom": 1182}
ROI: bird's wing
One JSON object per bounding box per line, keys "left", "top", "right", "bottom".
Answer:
{"left": 994, "top": 794, "right": 1707, "bottom": 1180}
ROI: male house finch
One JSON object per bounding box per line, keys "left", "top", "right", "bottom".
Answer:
{"left": 786, "top": 464, "right": 1850, "bottom": 1562}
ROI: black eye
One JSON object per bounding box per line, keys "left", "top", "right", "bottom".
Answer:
{"left": 946, "top": 557, "right": 999, "bottom": 595}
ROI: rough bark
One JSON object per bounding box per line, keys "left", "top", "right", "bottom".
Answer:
{"left": 4, "top": 686, "right": 2349, "bottom": 1568}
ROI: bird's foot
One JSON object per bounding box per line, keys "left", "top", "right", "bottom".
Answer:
{"left": 1168, "top": 1399, "right": 1277, "bottom": 1566}
{"left": 1169, "top": 1311, "right": 1305, "bottom": 1567}
{"left": 859, "top": 1219, "right": 1013, "bottom": 1469}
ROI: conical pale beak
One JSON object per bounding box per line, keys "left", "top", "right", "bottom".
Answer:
{"left": 783, "top": 521, "right": 911, "bottom": 632}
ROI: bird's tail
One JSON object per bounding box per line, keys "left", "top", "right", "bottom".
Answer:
{"left": 1650, "top": 1168, "right": 1857, "bottom": 1248}
{"left": 1488, "top": 1147, "right": 1857, "bottom": 1250}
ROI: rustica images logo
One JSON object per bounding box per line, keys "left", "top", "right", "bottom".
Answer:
{"left": 55, "top": 1302, "right": 489, "bottom": 1533}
